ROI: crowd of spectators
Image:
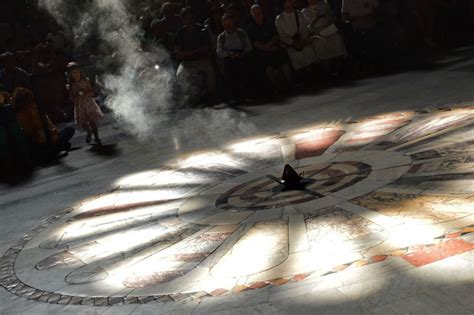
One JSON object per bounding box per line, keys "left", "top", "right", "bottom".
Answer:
{"left": 1, "top": 0, "right": 474, "bottom": 182}
{"left": 137, "top": 0, "right": 474, "bottom": 104}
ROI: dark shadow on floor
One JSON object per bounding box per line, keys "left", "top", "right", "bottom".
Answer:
{"left": 87, "top": 143, "right": 121, "bottom": 157}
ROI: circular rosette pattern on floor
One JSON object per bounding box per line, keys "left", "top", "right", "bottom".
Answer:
{"left": 2, "top": 104, "right": 474, "bottom": 306}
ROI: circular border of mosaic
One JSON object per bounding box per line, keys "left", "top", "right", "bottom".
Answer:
{"left": 2, "top": 206, "right": 474, "bottom": 306}
{"left": 1, "top": 104, "right": 473, "bottom": 306}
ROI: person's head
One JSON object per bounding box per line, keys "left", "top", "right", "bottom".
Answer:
{"left": 180, "top": 7, "right": 194, "bottom": 27}
{"left": 0, "top": 52, "right": 16, "bottom": 72}
{"left": 210, "top": 6, "right": 223, "bottom": 24}
{"left": 66, "top": 62, "right": 83, "bottom": 83}
{"left": 226, "top": 3, "right": 241, "bottom": 18}
{"left": 221, "top": 13, "right": 235, "bottom": 31}
{"left": 283, "top": 0, "right": 295, "bottom": 12}
{"left": 161, "top": 2, "right": 175, "bottom": 19}
{"left": 12, "top": 88, "right": 35, "bottom": 111}
{"left": 250, "top": 4, "right": 264, "bottom": 25}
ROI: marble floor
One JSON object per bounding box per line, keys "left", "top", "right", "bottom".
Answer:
{"left": 1, "top": 48, "right": 474, "bottom": 314}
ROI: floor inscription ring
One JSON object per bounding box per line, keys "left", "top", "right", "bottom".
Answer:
{"left": 215, "top": 161, "right": 372, "bottom": 211}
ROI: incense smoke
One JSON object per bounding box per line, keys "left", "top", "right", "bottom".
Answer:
{"left": 39, "top": 0, "right": 256, "bottom": 142}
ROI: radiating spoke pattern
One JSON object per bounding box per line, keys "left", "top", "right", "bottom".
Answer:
{"left": 1, "top": 105, "right": 474, "bottom": 306}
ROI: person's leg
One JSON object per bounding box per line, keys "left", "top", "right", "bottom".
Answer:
{"left": 88, "top": 121, "right": 101, "bottom": 145}
{"left": 200, "top": 60, "right": 217, "bottom": 99}
{"left": 223, "top": 58, "right": 236, "bottom": 103}
{"left": 225, "top": 59, "right": 241, "bottom": 103}
{"left": 177, "top": 61, "right": 202, "bottom": 105}
{"left": 264, "top": 65, "right": 280, "bottom": 95}
{"left": 58, "top": 127, "right": 75, "bottom": 150}
{"left": 84, "top": 123, "right": 92, "bottom": 144}
{"left": 280, "top": 63, "right": 293, "bottom": 84}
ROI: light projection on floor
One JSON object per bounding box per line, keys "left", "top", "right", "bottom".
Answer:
{"left": 1, "top": 105, "right": 473, "bottom": 306}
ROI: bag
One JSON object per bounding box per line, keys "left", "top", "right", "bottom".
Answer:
{"left": 319, "top": 24, "right": 338, "bottom": 37}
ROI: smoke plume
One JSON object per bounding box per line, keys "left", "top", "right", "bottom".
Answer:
{"left": 38, "top": 0, "right": 256, "bottom": 143}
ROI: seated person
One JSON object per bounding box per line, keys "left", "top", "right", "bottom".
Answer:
{"left": 216, "top": 13, "right": 253, "bottom": 104}
{"left": 275, "top": 0, "right": 318, "bottom": 72}
{"left": 0, "top": 52, "right": 31, "bottom": 93}
{"left": 247, "top": 4, "right": 292, "bottom": 95}
{"left": 175, "top": 7, "right": 217, "bottom": 104}
{"left": 303, "top": 0, "right": 347, "bottom": 67}
{"left": 0, "top": 91, "right": 32, "bottom": 182}
{"left": 12, "top": 88, "right": 74, "bottom": 160}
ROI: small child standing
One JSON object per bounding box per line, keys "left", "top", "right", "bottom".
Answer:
{"left": 67, "top": 62, "right": 103, "bottom": 145}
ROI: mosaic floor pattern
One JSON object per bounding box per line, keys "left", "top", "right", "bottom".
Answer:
{"left": 1, "top": 104, "right": 474, "bottom": 306}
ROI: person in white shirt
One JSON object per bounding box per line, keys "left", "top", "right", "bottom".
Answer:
{"left": 303, "top": 0, "right": 347, "bottom": 62}
{"left": 275, "top": 0, "right": 318, "bottom": 71}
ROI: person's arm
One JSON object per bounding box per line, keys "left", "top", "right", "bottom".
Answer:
{"left": 302, "top": 9, "right": 316, "bottom": 33}
{"left": 83, "top": 80, "right": 95, "bottom": 98}
{"left": 270, "top": 33, "right": 279, "bottom": 46}
{"left": 68, "top": 83, "right": 78, "bottom": 103}
{"left": 45, "top": 115, "right": 60, "bottom": 145}
{"left": 275, "top": 16, "right": 293, "bottom": 46}
{"left": 252, "top": 40, "right": 270, "bottom": 51}
{"left": 341, "top": 0, "right": 350, "bottom": 22}
{"left": 243, "top": 31, "right": 253, "bottom": 54}
{"left": 31, "top": 45, "right": 44, "bottom": 74}
{"left": 299, "top": 11, "right": 311, "bottom": 40}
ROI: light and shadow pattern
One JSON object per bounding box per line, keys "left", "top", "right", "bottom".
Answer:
{"left": 1, "top": 104, "right": 474, "bottom": 306}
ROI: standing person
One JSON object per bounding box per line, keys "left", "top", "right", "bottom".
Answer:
{"left": 275, "top": 0, "right": 318, "bottom": 72}
{"left": 205, "top": 7, "right": 226, "bottom": 100}
{"left": 175, "top": 7, "right": 217, "bottom": 104}
{"left": 247, "top": 4, "right": 293, "bottom": 95}
{"left": 303, "top": 0, "right": 347, "bottom": 73}
{"left": 216, "top": 13, "right": 253, "bottom": 104}
{"left": 150, "top": 2, "right": 182, "bottom": 52}
{"left": 341, "top": 0, "right": 383, "bottom": 70}
{"left": 66, "top": 62, "right": 103, "bottom": 146}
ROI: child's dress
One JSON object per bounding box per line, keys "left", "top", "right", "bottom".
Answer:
{"left": 70, "top": 79, "right": 103, "bottom": 130}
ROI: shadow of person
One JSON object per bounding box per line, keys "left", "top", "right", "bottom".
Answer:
{"left": 0, "top": 157, "right": 34, "bottom": 186}
{"left": 86, "top": 143, "right": 121, "bottom": 157}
